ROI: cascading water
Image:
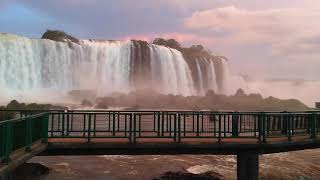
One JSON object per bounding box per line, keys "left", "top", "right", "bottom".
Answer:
{"left": 195, "top": 59, "right": 205, "bottom": 95}
{"left": 150, "top": 45, "right": 195, "bottom": 96}
{"left": 0, "top": 33, "right": 234, "bottom": 104}
{"left": 79, "top": 40, "right": 132, "bottom": 95}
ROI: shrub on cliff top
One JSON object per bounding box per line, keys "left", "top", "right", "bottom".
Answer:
{"left": 41, "top": 30, "right": 79, "bottom": 44}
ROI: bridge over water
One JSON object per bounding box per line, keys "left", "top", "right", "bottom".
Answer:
{"left": 1, "top": 110, "right": 320, "bottom": 180}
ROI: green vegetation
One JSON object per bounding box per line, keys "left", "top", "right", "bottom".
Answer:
{"left": 41, "top": 29, "right": 79, "bottom": 44}
{"left": 152, "top": 38, "right": 222, "bottom": 60}
{"left": 94, "top": 89, "right": 309, "bottom": 111}
{"left": 0, "top": 100, "right": 66, "bottom": 121}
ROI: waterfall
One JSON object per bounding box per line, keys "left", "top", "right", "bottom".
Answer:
{"left": 195, "top": 59, "right": 205, "bottom": 95}
{"left": 207, "top": 59, "right": 217, "bottom": 93}
{"left": 79, "top": 40, "right": 132, "bottom": 95}
{"left": 150, "top": 45, "right": 195, "bottom": 96}
{"left": 0, "top": 33, "right": 237, "bottom": 103}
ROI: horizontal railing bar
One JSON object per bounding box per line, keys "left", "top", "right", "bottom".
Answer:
{"left": 1, "top": 109, "right": 320, "bottom": 113}
{"left": 0, "top": 112, "right": 48, "bottom": 124}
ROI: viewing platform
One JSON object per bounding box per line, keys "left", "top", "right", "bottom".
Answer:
{"left": 1, "top": 110, "right": 320, "bottom": 180}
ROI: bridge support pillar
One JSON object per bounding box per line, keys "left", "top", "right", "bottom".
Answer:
{"left": 237, "top": 152, "right": 259, "bottom": 180}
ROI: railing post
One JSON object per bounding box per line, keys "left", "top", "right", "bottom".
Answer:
{"left": 281, "top": 112, "right": 288, "bottom": 135}
{"left": 232, "top": 112, "right": 239, "bottom": 137}
{"left": 43, "top": 113, "right": 49, "bottom": 144}
{"left": 161, "top": 112, "right": 164, "bottom": 136}
{"left": 25, "top": 116, "right": 32, "bottom": 152}
{"left": 3, "top": 122, "right": 12, "bottom": 164}
{"left": 183, "top": 113, "right": 186, "bottom": 137}
{"left": 88, "top": 113, "right": 91, "bottom": 143}
{"left": 93, "top": 114, "right": 96, "bottom": 137}
{"left": 174, "top": 113, "right": 177, "bottom": 142}
{"left": 288, "top": 113, "right": 292, "bottom": 141}
{"left": 311, "top": 113, "right": 317, "bottom": 139}
{"left": 157, "top": 112, "right": 160, "bottom": 136}
{"left": 50, "top": 113, "right": 54, "bottom": 138}
{"left": 83, "top": 113, "right": 86, "bottom": 137}
{"left": 66, "top": 113, "right": 70, "bottom": 136}
{"left": 178, "top": 113, "right": 181, "bottom": 142}
{"left": 133, "top": 113, "right": 137, "bottom": 143}
{"left": 62, "top": 113, "right": 65, "bottom": 136}
{"left": 153, "top": 112, "right": 156, "bottom": 132}
{"left": 129, "top": 113, "right": 132, "bottom": 143}
{"left": 112, "top": 112, "right": 116, "bottom": 136}
{"left": 262, "top": 113, "right": 267, "bottom": 143}
{"left": 196, "top": 112, "right": 200, "bottom": 136}
{"left": 218, "top": 114, "right": 222, "bottom": 143}
{"left": 138, "top": 114, "right": 141, "bottom": 137}
{"left": 258, "top": 113, "right": 267, "bottom": 143}
{"left": 0, "top": 124, "right": 5, "bottom": 162}
{"left": 124, "top": 114, "right": 127, "bottom": 137}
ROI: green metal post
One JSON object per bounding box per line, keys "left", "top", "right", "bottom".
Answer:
{"left": 281, "top": 112, "right": 288, "bottom": 135}
{"left": 125, "top": 114, "right": 127, "bottom": 137}
{"left": 153, "top": 112, "right": 156, "bottom": 132}
{"left": 43, "top": 113, "right": 49, "bottom": 143}
{"left": 139, "top": 114, "right": 141, "bottom": 137}
{"left": 213, "top": 114, "right": 216, "bottom": 136}
{"left": 178, "top": 114, "right": 181, "bottom": 142}
{"left": 196, "top": 112, "right": 199, "bottom": 136}
{"left": 157, "top": 112, "right": 160, "bottom": 136}
{"left": 224, "top": 115, "right": 227, "bottom": 137}
{"left": 161, "top": 112, "right": 164, "bottom": 136}
{"left": 166, "top": 113, "right": 169, "bottom": 132}
{"left": 258, "top": 114, "right": 262, "bottom": 143}
{"left": 117, "top": 112, "right": 120, "bottom": 131}
{"left": 51, "top": 114, "right": 54, "bottom": 137}
{"left": 25, "top": 116, "right": 32, "bottom": 152}
{"left": 232, "top": 112, "right": 239, "bottom": 137}
{"left": 174, "top": 114, "right": 177, "bottom": 142}
{"left": 83, "top": 114, "right": 86, "bottom": 137}
{"left": 287, "top": 114, "right": 292, "bottom": 141}
{"left": 3, "top": 122, "right": 12, "bottom": 164}
{"left": 71, "top": 113, "right": 74, "bottom": 132}
{"left": 218, "top": 115, "right": 222, "bottom": 143}
{"left": 266, "top": 115, "right": 270, "bottom": 135}
{"left": 113, "top": 112, "right": 116, "bottom": 136}
{"left": 129, "top": 114, "right": 132, "bottom": 143}
{"left": 62, "top": 113, "right": 65, "bottom": 136}
{"left": 192, "top": 113, "right": 195, "bottom": 132}
{"left": 93, "top": 114, "right": 96, "bottom": 137}
{"left": 201, "top": 113, "right": 204, "bottom": 132}
{"left": 1, "top": 124, "right": 5, "bottom": 162}
{"left": 58, "top": 114, "right": 61, "bottom": 134}
{"left": 169, "top": 115, "right": 172, "bottom": 137}
{"left": 66, "top": 113, "right": 69, "bottom": 136}
{"left": 311, "top": 113, "right": 317, "bottom": 139}
{"left": 108, "top": 112, "right": 111, "bottom": 131}
{"left": 183, "top": 114, "right": 186, "bottom": 137}
{"left": 133, "top": 113, "right": 136, "bottom": 143}
{"left": 88, "top": 114, "right": 91, "bottom": 142}
{"left": 262, "top": 113, "right": 267, "bottom": 143}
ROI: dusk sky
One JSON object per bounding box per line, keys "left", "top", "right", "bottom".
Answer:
{"left": 1, "top": 0, "right": 319, "bottom": 81}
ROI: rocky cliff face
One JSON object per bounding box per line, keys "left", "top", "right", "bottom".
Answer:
{"left": 41, "top": 30, "right": 80, "bottom": 44}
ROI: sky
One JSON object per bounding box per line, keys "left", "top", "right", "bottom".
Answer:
{"left": 0, "top": 0, "right": 319, "bottom": 81}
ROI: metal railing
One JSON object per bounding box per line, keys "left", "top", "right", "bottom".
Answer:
{"left": 0, "top": 110, "right": 319, "bottom": 148}
{"left": 0, "top": 113, "right": 49, "bottom": 164}
{"left": 44, "top": 111, "right": 320, "bottom": 143}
